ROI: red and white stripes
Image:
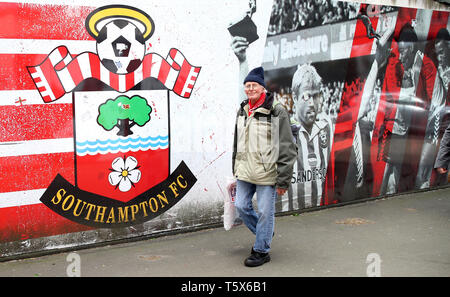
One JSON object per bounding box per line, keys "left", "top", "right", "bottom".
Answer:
{"left": 28, "top": 46, "right": 201, "bottom": 102}
{"left": 0, "top": 2, "right": 200, "bottom": 242}
{"left": 0, "top": 3, "right": 96, "bottom": 241}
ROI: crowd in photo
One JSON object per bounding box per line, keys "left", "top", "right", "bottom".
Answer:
{"left": 272, "top": 75, "right": 383, "bottom": 128}
{"left": 267, "top": 0, "right": 395, "bottom": 36}
{"left": 273, "top": 79, "right": 345, "bottom": 125}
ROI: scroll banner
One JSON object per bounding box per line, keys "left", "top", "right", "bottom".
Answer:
{"left": 40, "top": 161, "right": 197, "bottom": 228}
{"left": 27, "top": 46, "right": 201, "bottom": 103}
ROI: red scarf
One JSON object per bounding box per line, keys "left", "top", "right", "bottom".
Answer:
{"left": 248, "top": 92, "right": 266, "bottom": 116}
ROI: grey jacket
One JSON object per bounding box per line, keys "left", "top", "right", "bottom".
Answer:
{"left": 435, "top": 123, "right": 450, "bottom": 170}
{"left": 232, "top": 93, "right": 297, "bottom": 189}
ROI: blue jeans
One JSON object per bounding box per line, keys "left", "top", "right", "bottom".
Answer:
{"left": 235, "top": 179, "right": 276, "bottom": 254}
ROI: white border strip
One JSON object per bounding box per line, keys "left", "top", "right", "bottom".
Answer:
{"left": 0, "top": 38, "right": 95, "bottom": 55}
{"left": 0, "top": 188, "right": 44, "bottom": 208}
{"left": 0, "top": 90, "right": 72, "bottom": 106}
{"left": 0, "top": 138, "right": 74, "bottom": 157}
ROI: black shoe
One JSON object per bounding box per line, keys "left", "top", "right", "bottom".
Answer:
{"left": 245, "top": 249, "right": 270, "bottom": 267}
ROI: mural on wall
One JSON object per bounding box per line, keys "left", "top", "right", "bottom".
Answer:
{"left": 0, "top": 0, "right": 449, "bottom": 258}
{"left": 0, "top": 0, "right": 272, "bottom": 254}
{"left": 25, "top": 5, "right": 201, "bottom": 228}
{"left": 262, "top": 1, "right": 449, "bottom": 213}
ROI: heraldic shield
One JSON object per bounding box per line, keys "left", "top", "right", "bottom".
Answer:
{"left": 74, "top": 90, "right": 170, "bottom": 202}
{"left": 26, "top": 5, "right": 200, "bottom": 228}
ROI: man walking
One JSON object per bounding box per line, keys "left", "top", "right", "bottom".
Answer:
{"left": 232, "top": 67, "right": 297, "bottom": 267}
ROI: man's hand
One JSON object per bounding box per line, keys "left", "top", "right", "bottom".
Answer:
{"left": 276, "top": 187, "right": 287, "bottom": 196}
{"left": 437, "top": 167, "right": 448, "bottom": 174}
{"left": 230, "top": 36, "right": 249, "bottom": 63}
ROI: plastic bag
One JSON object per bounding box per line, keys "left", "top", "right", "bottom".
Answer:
{"left": 223, "top": 176, "right": 237, "bottom": 231}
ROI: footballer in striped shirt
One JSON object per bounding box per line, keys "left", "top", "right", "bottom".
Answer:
{"left": 284, "top": 64, "right": 332, "bottom": 211}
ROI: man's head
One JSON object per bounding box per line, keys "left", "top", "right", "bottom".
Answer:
{"left": 397, "top": 23, "right": 418, "bottom": 70}
{"left": 244, "top": 67, "right": 266, "bottom": 103}
{"left": 292, "top": 64, "right": 322, "bottom": 127}
{"left": 435, "top": 28, "right": 450, "bottom": 68}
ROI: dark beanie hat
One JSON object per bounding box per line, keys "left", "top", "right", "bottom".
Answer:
{"left": 397, "top": 23, "right": 418, "bottom": 43}
{"left": 436, "top": 28, "right": 450, "bottom": 41}
{"left": 244, "top": 67, "right": 265, "bottom": 88}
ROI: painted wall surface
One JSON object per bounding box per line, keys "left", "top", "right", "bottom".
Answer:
{"left": 263, "top": 1, "right": 450, "bottom": 213}
{"left": 0, "top": 0, "right": 449, "bottom": 259}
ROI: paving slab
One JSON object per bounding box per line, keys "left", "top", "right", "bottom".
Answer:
{"left": 0, "top": 187, "right": 449, "bottom": 277}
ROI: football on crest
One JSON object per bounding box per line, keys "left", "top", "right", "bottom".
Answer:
{"left": 96, "top": 19, "right": 146, "bottom": 74}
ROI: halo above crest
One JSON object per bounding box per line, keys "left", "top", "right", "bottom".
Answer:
{"left": 86, "top": 5, "right": 155, "bottom": 41}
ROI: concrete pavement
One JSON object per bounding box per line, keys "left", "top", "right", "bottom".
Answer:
{"left": 0, "top": 187, "right": 449, "bottom": 277}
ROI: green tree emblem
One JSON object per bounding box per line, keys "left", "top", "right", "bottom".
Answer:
{"left": 97, "top": 95, "right": 152, "bottom": 137}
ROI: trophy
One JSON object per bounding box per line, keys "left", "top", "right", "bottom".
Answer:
{"left": 227, "top": 0, "right": 259, "bottom": 44}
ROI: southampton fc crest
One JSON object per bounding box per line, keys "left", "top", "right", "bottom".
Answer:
{"left": 27, "top": 5, "right": 200, "bottom": 228}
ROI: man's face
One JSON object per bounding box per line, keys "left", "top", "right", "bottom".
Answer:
{"left": 435, "top": 40, "right": 449, "bottom": 68}
{"left": 398, "top": 41, "right": 415, "bottom": 69}
{"left": 244, "top": 82, "right": 265, "bottom": 103}
{"left": 295, "top": 91, "right": 321, "bottom": 128}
